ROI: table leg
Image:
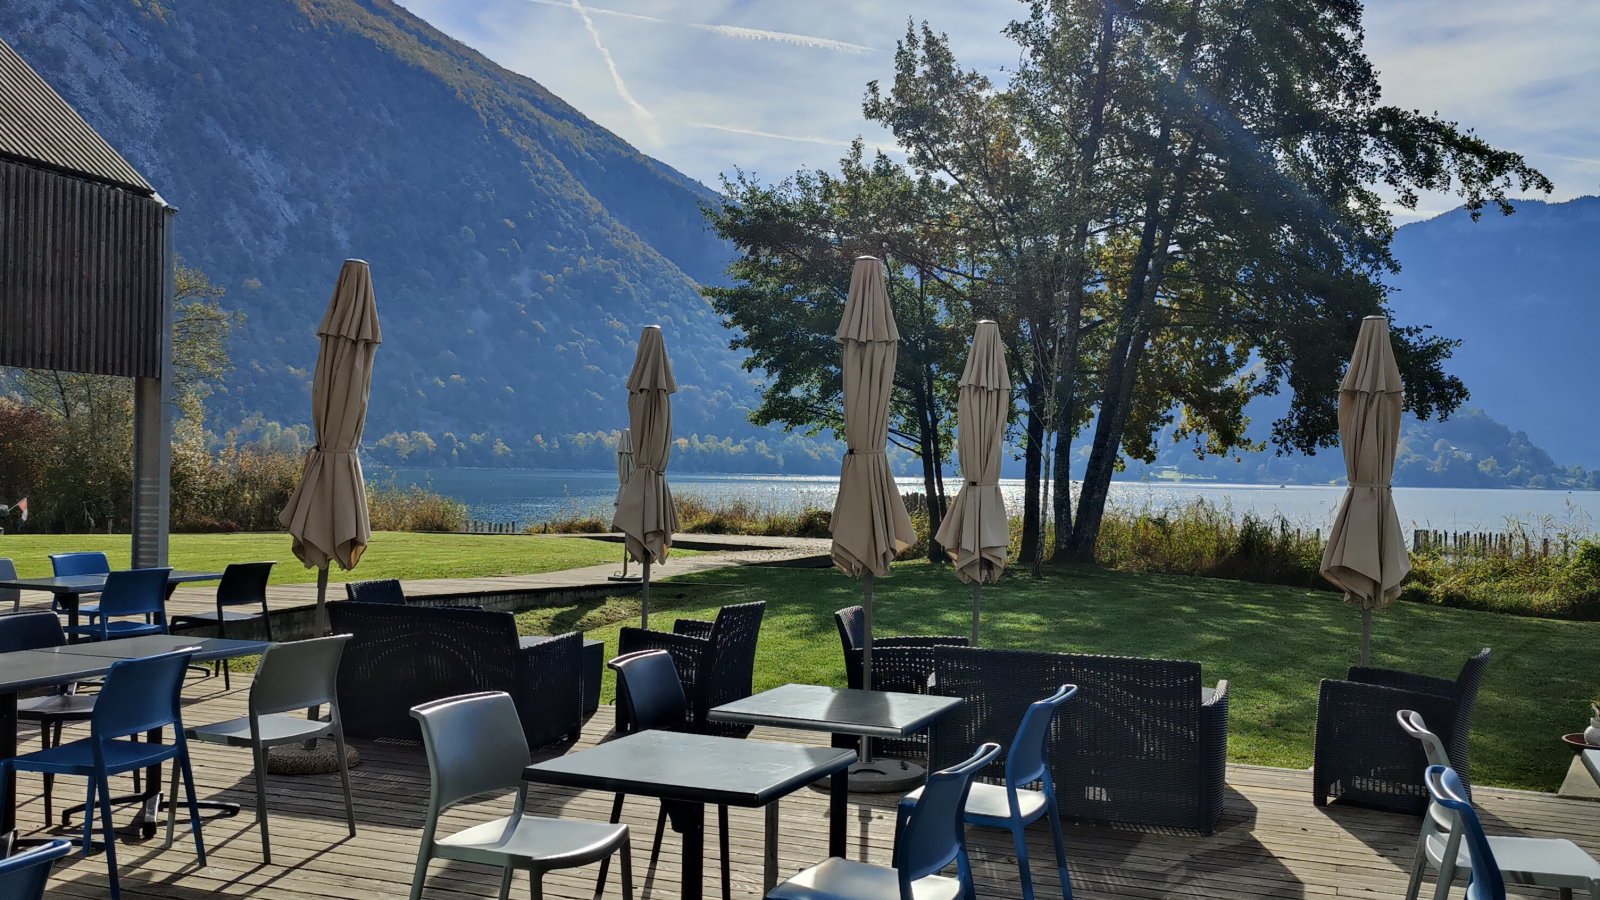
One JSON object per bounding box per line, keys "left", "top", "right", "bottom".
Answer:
{"left": 829, "top": 769, "right": 847, "bottom": 859}
{"left": 764, "top": 801, "right": 779, "bottom": 893}
{"left": 2, "top": 691, "right": 17, "bottom": 839}
{"left": 664, "top": 800, "right": 705, "bottom": 900}
{"left": 63, "top": 592, "right": 81, "bottom": 643}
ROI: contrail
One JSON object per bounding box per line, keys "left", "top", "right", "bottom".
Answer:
{"left": 566, "top": 0, "right": 660, "bottom": 144}
{"left": 521, "top": 0, "right": 875, "bottom": 54}
{"left": 688, "top": 122, "right": 902, "bottom": 156}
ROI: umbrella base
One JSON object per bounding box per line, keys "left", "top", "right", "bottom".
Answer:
{"left": 267, "top": 740, "right": 360, "bottom": 776}
{"left": 607, "top": 573, "right": 642, "bottom": 582}
{"left": 812, "top": 758, "right": 926, "bottom": 794}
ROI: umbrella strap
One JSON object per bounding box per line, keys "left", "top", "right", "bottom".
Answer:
{"left": 1348, "top": 481, "right": 1390, "bottom": 489}
{"left": 846, "top": 450, "right": 886, "bottom": 455}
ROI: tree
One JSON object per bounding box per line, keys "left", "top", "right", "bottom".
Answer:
{"left": 702, "top": 145, "right": 970, "bottom": 560}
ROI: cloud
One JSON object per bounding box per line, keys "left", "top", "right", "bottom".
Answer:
{"left": 518, "top": 0, "right": 876, "bottom": 54}
{"left": 563, "top": 0, "right": 659, "bottom": 144}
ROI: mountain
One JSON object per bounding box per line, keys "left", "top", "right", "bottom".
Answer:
{"left": 0, "top": 0, "right": 753, "bottom": 452}
{"left": 1386, "top": 196, "right": 1600, "bottom": 467}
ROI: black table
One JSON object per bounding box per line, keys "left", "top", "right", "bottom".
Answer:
{"left": 708, "top": 684, "right": 963, "bottom": 740}
{"left": 524, "top": 731, "right": 855, "bottom": 900}
{"left": 0, "top": 571, "right": 225, "bottom": 640}
{"left": 0, "top": 634, "right": 270, "bottom": 851}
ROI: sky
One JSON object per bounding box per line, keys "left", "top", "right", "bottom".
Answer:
{"left": 393, "top": 0, "right": 1599, "bottom": 222}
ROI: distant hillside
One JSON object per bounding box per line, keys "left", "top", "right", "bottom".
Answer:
{"left": 1386, "top": 196, "right": 1600, "bottom": 467}
{"left": 0, "top": 0, "right": 753, "bottom": 453}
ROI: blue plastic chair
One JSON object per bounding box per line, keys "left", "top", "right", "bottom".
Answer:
{"left": 71, "top": 568, "right": 173, "bottom": 642}
{"left": 50, "top": 551, "right": 109, "bottom": 622}
{"left": 0, "top": 650, "right": 207, "bottom": 900}
{"left": 925, "top": 684, "right": 1077, "bottom": 900}
{"left": 0, "top": 839, "right": 72, "bottom": 900}
{"left": 1426, "top": 765, "right": 1507, "bottom": 900}
{"left": 768, "top": 742, "right": 1002, "bottom": 900}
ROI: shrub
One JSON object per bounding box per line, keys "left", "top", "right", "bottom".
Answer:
{"left": 366, "top": 476, "right": 468, "bottom": 532}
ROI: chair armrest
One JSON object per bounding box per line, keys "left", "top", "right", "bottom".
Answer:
{"left": 514, "top": 632, "right": 584, "bottom": 748}
{"left": 1347, "top": 666, "right": 1454, "bottom": 697}
{"left": 873, "top": 636, "right": 969, "bottom": 649}
{"left": 1198, "top": 680, "right": 1229, "bottom": 834}
{"left": 673, "top": 619, "right": 715, "bottom": 641}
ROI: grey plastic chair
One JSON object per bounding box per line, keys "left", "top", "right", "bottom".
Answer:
{"left": 1, "top": 558, "right": 21, "bottom": 611}
{"left": 409, "top": 691, "right": 632, "bottom": 900}
{"left": 185, "top": 634, "right": 356, "bottom": 864}
{"left": 1401, "top": 710, "right": 1600, "bottom": 900}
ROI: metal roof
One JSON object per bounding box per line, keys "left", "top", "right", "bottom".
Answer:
{"left": 0, "top": 38, "right": 154, "bottom": 196}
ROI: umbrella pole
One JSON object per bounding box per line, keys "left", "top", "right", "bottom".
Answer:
{"left": 1361, "top": 607, "right": 1372, "bottom": 668}
{"left": 860, "top": 572, "right": 874, "bottom": 764}
{"left": 305, "top": 565, "right": 330, "bottom": 749}
{"left": 971, "top": 581, "right": 982, "bottom": 647}
{"left": 641, "top": 558, "right": 651, "bottom": 630}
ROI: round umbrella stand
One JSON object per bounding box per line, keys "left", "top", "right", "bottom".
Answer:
{"left": 267, "top": 740, "right": 360, "bottom": 777}
{"left": 812, "top": 757, "right": 925, "bottom": 794}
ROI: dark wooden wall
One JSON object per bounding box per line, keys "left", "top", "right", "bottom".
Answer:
{"left": 0, "top": 156, "right": 166, "bottom": 378}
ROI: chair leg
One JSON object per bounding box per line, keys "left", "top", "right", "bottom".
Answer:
{"left": 96, "top": 772, "right": 121, "bottom": 900}
{"left": 1010, "top": 821, "right": 1037, "bottom": 900}
{"left": 650, "top": 804, "right": 668, "bottom": 867}
{"left": 334, "top": 726, "right": 356, "bottom": 837}
{"left": 409, "top": 850, "right": 433, "bottom": 900}
{"left": 620, "top": 833, "right": 635, "bottom": 900}
{"left": 595, "top": 793, "right": 626, "bottom": 899}
{"left": 253, "top": 744, "right": 272, "bottom": 864}
{"left": 1045, "top": 796, "right": 1073, "bottom": 900}
{"left": 40, "top": 721, "right": 53, "bottom": 827}
{"left": 165, "top": 755, "right": 180, "bottom": 850}
{"left": 530, "top": 870, "right": 544, "bottom": 900}
{"left": 1403, "top": 831, "right": 1430, "bottom": 900}
{"left": 1558, "top": 889, "right": 1573, "bottom": 900}
{"left": 80, "top": 777, "right": 96, "bottom": 855}
{"left": 178, "top": 749, "right": 207, "bottom": 866}
{"left": 497, "top": 865, "right": 515, "bottom": 900}
{"left": 719, "top": 804, "right": 731, "bottom": 900}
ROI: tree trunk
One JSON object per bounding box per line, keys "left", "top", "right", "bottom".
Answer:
{"left": 1019, "top": 374, "right": 1045, "bottom": 564}
{"left": 919, "top": 399, "right": 945, "bottom": 564}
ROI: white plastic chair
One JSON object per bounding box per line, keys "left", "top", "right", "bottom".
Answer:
{"left": 1401, "top": 710, "right": 1600, "bottom": 900}
{"left": 409, "top": 691, "right": 633, "bottom": 900}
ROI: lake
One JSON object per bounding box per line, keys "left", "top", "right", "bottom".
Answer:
{"left": 379, "top": 467, "right": 1599, "bottom": 537}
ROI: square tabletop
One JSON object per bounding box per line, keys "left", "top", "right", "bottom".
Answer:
{"left": 0, "top": 571, "right": 225, "bottom": 594}
{"left": 0, "top": 650, "right": 116, "bottom": 694}
{"left": 0, "top": 636, "right": 269, "bottom": 694}
{"left": 45, "top": 634, "right": 269, "bottom": 663}
{"left": 524, "top": 731, "right": 855, "bottom": 808}
{"left": 708, "top": 684, "right": 964, "bottom": 740}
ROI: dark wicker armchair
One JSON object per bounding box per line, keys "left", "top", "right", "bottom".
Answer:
{"left": 616, "top": 600, "right": 765, "bottom": 736}
{"left": 345, "top": 579, "right": 406, "bottom": 605}
{"left": 327, "top": 601, "right": 583, "bottom": 749}
{"left": 1313, "top": 647, "right": 1491, "bottom": 814}
{"left": 833, "top": 605, "right": 968, "bottom": 758}
{"left": 927, "top": 646, "right": 1229, "bottom": 834}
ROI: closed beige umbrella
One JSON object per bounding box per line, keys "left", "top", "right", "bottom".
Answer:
{"left": 1320, "top": 315, "right": 1409, "bottom": 667}
{"left": 279, "top": 259, "right": 381, "bottom": 633}
{"left": 612, "top": 327, "right": 678, "bottom": 627}
{"left": 935, "top": 320, "right": 1011, "bottom": 644}
{"left": 831, "top": 257, "right": 916, "bottom": 697}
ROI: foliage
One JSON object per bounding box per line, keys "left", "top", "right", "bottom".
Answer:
{"left": 1092, "top": 499, "right": 1327, "bottom": 588}
{"left": 366, "top": 476, "right": 469, "bottom": 533}
{"left": 1403, "top": 518, "right": 1600, "bottom": 618}
{"left": 519, "top": 560, "right": 1600, "bottom": 793}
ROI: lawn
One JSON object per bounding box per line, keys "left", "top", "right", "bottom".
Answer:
{"left": 0, "top": 532, "right": 648, "bottom": 585}
{"left": 514, "top": 559, "right": 1600, "bottom": 794}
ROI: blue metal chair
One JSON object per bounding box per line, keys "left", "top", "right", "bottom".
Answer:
{"left": 50, "top": 551, "right": 109, "bottom": 622}
{"left": 0, "top": 839, "right": 72, "bottom": 900}
{"left": 1427, "top": 765, "right": 1507, "bottom": 900}
{"left": 768, "top": 742, "right": 1002, "bottom": 900}
{"left": 0, "top": 650, "right": 207, "bottom": 900}
{"left": 907, "top": 684, "right": 1077, "bottom": 900}
{"left": 71, "top": 568, "right": 172, "bottom": 642}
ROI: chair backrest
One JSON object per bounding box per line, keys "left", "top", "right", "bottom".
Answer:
{"left": 1007, "top": 684, "right": 1077, "bottom": 787}
{"left": 97, "top": 567, "right": 173, "bottom": 619}
{"left": 1451, "top": 648, "right": 1493, "bottom": 709}
{"left": 0, "top": 839, "right": 72, "bottom": 900}
{"left": 253, "top": 634, "right": 351, "bottom": 717}
{"left": 1426, "top": 765, "right": 1506, "bottom": 900}
{"left": 0, "top": 610, "right": 67, "bottom": 652}
{"left": 345, "top": 579, "right": 405, "bottom": 605}
{"left": 91, "top": 650, "right": 195, "bottom": 740}
{"left": 610, "top": 649, "right": 687, "bottom": 733}
{"left": 411, "top": 691, "right": 530, "bottom": 812}
{"left": 897, "top": 742, "right": 1002, "bottom": 887}
{"left": 50, "top": 551, "right": 109, "bottom": 577}
{"left": 836, "top": 605, "right": 865, "bottom": 651}
{"left": 0, "top": 557, "right": 19, "bottom": 606}
{"left": 700, "top": 600, "right": 765, "bottom": 702}
{"left": 218, "top": 561, "right": 274, "bottom": 607}
{"left": 1399, "top": 710, "right": 1456, "bottom": 834}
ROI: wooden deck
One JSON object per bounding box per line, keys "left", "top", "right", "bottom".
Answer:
{"left": 20, "top": 672, "right": 1599, "bottom": 899}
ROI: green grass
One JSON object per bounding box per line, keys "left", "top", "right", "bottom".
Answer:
{"left": 0, "top": 532, "right": 673, "bottom": 585}
{"left": 514, "top": 560, "right": 1600, "bottom": 793}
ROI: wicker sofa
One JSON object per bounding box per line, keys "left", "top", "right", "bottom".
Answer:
{"left": 1312, "top": 648, "right": 1491, "bottom": 814}
{"left": 927, "top": 646, "right": 1230, "bottom": 834}
{"left": 326, "top": 601, "right": 583, "bottom": 749}
{"left": 616, "top": 600, "right": 765, "bottom": 736}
